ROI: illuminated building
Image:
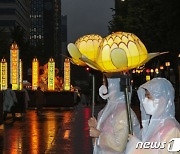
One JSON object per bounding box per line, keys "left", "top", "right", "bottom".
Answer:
{"left": 10, "top": 42, "right": 19, "bottom": 90}
{"left": 48, "top": 58, "right": 55, "bottom": 91}
{"left": 19, "top": 59, "right": 23, "bottom": 90}
{"left": 64, "top": 58, "right": 70, "bottom": 91}
{"left": 0, "top": 58, "right": 7, "bottom": 90}
{"left": 32, "top": 58, "right": 39, "bottom": 90}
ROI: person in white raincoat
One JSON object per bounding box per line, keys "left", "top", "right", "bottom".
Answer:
{"left": 3, "top": 84, "right": 18, "bottom": 121}
{"left": 88, "top": 78, "right": 140, "bottom": 154}
{"left": 126, "top": 78, "right": 180, "bottom": 154}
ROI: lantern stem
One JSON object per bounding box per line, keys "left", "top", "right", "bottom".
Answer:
{"left": 92, "top": 74, "right": 95, "bottom": 116}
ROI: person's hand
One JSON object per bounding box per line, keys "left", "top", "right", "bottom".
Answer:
{"left": 88, "top": 117, "right": 97, "bottom": 128}
{"left": 89, "top": 127, "right": 101, "bottom": 138}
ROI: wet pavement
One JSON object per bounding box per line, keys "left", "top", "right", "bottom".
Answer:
{"left": 0, "top": 105, "right": 94, "bottom": 154}
{"left": 0, "top": 102, "right": 179, "bottom": 154}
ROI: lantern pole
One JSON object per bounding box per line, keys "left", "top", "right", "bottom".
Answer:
{"left": 120, "top": 73, "right": 133, "bottom": 135}
{"left": 92, "top": 74, "right": 95, "bottom": 117}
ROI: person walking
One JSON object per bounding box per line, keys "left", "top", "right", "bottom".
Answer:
{"left": 126, "top": 78, "right": 180, "bottom": 154}
{"left": 3, "top": 84, "right": 17, "bottom": 122}
{"left": 35, "top": 87, "right": 45, "bottom": 115}
{"left": 88, "top": 78, "right": 140, "bottom": 154}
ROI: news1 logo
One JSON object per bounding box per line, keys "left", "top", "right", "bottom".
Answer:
{"left": 167, "top": 138, "right": 180, "bottom": 152}
{"left": 136, "top": 138, "right": 180, "bottom": 152}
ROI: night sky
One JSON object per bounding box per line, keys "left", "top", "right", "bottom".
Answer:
{"left": 61, "top": 0, "right": 114, "bottom": 43}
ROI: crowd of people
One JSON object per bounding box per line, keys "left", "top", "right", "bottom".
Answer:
{"left": 2, "top": 85, "right": 45, "bottom": 122}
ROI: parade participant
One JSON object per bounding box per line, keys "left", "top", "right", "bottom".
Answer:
{"left": 126, "top": 78, "right": 180, "bottom": 154}
{"left": 35, "top": 87, "right": 45, "bottom": 115}
{"left": 22, "top": 85, "right": 30, "bottom": 110}
{"left": 88, "top": 78, "right": 140, "bottom": 154}
{"left": 3, "top": 84, "right": 17, "bottom": 122}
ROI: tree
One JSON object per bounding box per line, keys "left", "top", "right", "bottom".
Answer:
{"left": 109, "top": 0, "right": 180, "bottom": 98}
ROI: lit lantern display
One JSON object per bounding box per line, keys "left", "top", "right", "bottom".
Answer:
{"left": 64, "top": 58, "right": 70, "bottom": 91}
{"left": 68, "top": 32, "right": 165, "bottom": 72}
{"left": 10, "top": 42, "right": 19, "bottom": 90}
{"left": 19, "top": 59, "right": 23, "bottom": 90}
{"left": 32, "top": 58, "right": 39, "bottom": 90}
{"left": 48, "top": 58, "right": 55, "bottom": 91}
{"left": 0, "top": 58, "right": 7, "bottom": 90}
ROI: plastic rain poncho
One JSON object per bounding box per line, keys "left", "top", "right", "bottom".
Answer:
{"left": 93, "top": 78, "right": 140, "bottom": 154}
{"left": 126, "top": 78, "right": 180, "bottom": 154}
{"left": 3, "top": 89, "right": 17, "bottom": 112}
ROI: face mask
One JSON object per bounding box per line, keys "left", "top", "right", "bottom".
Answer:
{"left": 142, "top": 97, "right": 158, "bottom": 115}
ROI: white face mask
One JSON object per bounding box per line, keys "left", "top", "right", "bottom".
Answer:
{"left": 142, "top": 97, "right": 158, "bottom": 115}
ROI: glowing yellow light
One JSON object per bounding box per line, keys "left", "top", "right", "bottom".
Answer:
{"left": 155, "top": 68, "right": 159, "bottom": 74}
{"left": 10, "top": 42, "right": 19, "bottom": 90}
{"left": 32, "top": 58, "right": 39, "bottom": 90}
{"left": 146, "top": 75, "right": 150, "bottom": 81}
{"left": 150, "top": 69, "right": 154, "bottom": 73}
{"left": 68, "top": 32, "right": 165, "bottom": 73}
{"left": 64, "top": 58, "right": 70, "bottom": 91}
{"left": 132, "top": 70, "right": 136, "bottom": 73}
{"left": 165, "top": 62, "right": 170, "bottom": 67}
{"left": 19, "top": 59, "right": 23, "bottom": 90}
{"left": 0, "top": 58, "right": 7, "bottom": 90}
{"left": 48, "top": 58, "right": 55, "bottom": 91}
{"left": 96, "top": 32, "right": 148, "bottom": 72}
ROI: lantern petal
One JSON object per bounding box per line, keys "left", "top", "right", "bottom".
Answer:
{"left": 140, "top": 51, "right": 169, "bottom": 66}
{"left": 67, "top": 43, "right": 86, "bottom": 66}
{"left": 67, "top": 43, "right": 82, "bottom": 59}
{"left": 80, "top": 55, "right": 103, "bottom": 71}
{"left": 110, "top": 48, "right": 128, "bottom": 70}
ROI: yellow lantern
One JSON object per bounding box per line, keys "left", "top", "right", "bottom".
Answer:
{"left": 68, "top": 34, "right": 103, "bottom": 68}
{"left": 48, "top": 58, "right": 55, "bottom": 91}
{"left": 19, "top": 59, "right": 23, "bottom": 90}
{"left": 32, "top": 57, "right": 39, "bottom": 90}
{"left": 10, "top": 42, "right": 19, "bottom": 90}
{"left": 0, "top": 58, "right": 7, "bottom": 90}
{"left": 146, "top": 75, "right": 150, "bottom": 81}
{"left": 68, "top": 32, "right": 166, "bottom": 72}
{"left": 64, "top": 58, "right": 71, "bottom": 91}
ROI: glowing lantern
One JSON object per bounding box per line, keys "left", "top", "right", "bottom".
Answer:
{"left": 165, "top": 62, "right": 170, "bottom": 67}
{"left": 48, "top": 58, "right": 55, "bottom": 91}
{"left": 10, "top": 42, "right": 19, "bottom": 90}
{"left": 0, "top": 58, "right": 7, "bottom": 90}
{"left": 155, "top": 68, "right": 159, "bottom": 74}
{"left": 19, "top": 59, "right": 23, "bottom": 90}
{"left": 68, "top": 34, "right": 103, "bottom": 68}
{"left": 32, "top": 58, "right": 39, "bottom": 90}
{"left": 68, "top": 32, "right": 166, "bottom": 72}
{"left": 146, "top": 75, "right": 150, "bottom": 81}
{"left": 160, "top": 66, "right": 164, "bottom": 70}
{"left": 64, "top": 58, "right": 71, "bottom": 91}
{"left": 151, "top": 69, "right": 154, "bottom": 73}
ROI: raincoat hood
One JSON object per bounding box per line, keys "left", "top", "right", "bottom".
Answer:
{"left": 137, "top": 78, "right": 177, "bottom": 141}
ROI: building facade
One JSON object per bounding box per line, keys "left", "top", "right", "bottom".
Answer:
{"left": 30, "top": 0, "right": 44, "bottom": 46}
{"left": 30, "top": 0, "right": 62, "bottom": 69}
{"left": 0, "top": 0, "right": 30, "bottom": 35}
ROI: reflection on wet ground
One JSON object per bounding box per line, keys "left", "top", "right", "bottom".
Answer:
{"left": 0, "top": 106, "right": 93, "bottom": 154}
{"left": 0, "top": 103, "right": 149, "bottom": 154}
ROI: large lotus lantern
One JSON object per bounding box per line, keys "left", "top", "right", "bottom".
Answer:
{"left": 68, "top": 32, "right": 165, "bottom": 72}
{"left": 68, "top": 34, "right": 103, "bottom": 68}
